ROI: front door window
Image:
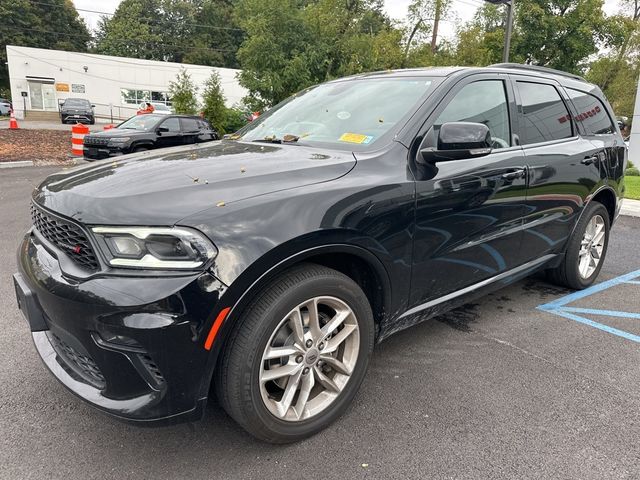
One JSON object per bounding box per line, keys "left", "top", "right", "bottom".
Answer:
{"left": 28, "top": 81, "right": 43, "bottom": 110}
{"left": 28, "top": 82, "right": 57, "bottom": 111}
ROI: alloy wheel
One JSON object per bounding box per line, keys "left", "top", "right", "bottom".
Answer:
{"left": 578, "top": 214, "right": 605, "bottom": 279}
{"left": 259, "top": 296, "right": 360, "bottom": 422}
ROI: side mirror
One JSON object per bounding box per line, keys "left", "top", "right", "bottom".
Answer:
{"left": 91, "top": 104, "right": 95, "bottom": 108}
{"left": 157, "top": 126, "right": 169, "bottom": 134}
{"left": 420, "top": 122, "right": 492, "bottom": 163}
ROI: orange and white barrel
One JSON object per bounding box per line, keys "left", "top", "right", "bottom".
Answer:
{"left": 71, "top": 123, "right": 90, "bottom": 157}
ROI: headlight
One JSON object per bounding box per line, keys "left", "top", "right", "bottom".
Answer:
{"left": 91, "top": 226, "right": 217, "bottom": 269}
{"left": 108, "top": 137, "right": 130, "bottom": 144}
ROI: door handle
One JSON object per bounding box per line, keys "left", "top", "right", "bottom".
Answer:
{"left": 581, "top": 155, "right": 599, "bottom": 165}
{"left": 501, "top": 169, "right": 526, "bottom": 181}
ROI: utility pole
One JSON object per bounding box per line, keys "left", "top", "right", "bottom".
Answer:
{"left": 503, "top": 0, "right": 514, "bottom": 62}
{"left": 431, "top": 0, "right": 442, "bottom": 54}
{"left": 486, "top": 0, "right": 514, "bottom": 63}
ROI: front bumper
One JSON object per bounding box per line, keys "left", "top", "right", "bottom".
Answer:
{"left": 15, "top": 230, "right": 226, "bottom": 424}
{"left": 83, "top": 145, "right": 125, "bottom": 160}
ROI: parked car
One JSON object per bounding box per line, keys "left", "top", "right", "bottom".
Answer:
{"left": 150, "top": 102, "right": 173, "bottom": 115}
{"left": 0, "top": 97, "right": 12, "bottom": 115}
{"left": 60, "top": 98, "right": 95, "bottom": 124}
{"left": 14, "top": 64, "right": 626, "bottom": 443}
{"left": 82, "top": 114, "right": 217, "bottom": 160}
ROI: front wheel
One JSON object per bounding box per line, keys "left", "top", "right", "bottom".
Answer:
{"left": 215, "top": 263, "right": 374, "bottom": 443}
{"left": 547, "top": 201, "right": 610, "bottom": 289}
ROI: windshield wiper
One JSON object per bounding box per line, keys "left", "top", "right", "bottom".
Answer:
{"left": 253, "top": 134, "right": 304, "bottom": 144}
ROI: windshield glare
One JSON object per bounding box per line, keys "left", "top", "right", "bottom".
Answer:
{"left": 238, "top": 77, "right": 436, "bottom": 148}
{"left": 118, "top": 115, "right": 162, "bottom": 131}
{"left": 64, "top": 99, "right": 90, "bottom": 108}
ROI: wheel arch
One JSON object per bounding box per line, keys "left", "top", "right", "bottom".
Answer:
{"left": 198, "top": 242, "right": 393, "bottom": 399}
{"left": 591, "top": 186, "right": 617, "bottom": 224}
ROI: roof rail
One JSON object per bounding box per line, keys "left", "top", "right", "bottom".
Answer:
{"left": 489, "top": 63, "right": 587, "bottom": 82}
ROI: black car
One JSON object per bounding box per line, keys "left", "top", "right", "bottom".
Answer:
{"left": 83, "top": 114, "right": 218, "bottom": 160}
{"left": 60, "top": 98, "right": 95, "bottom": 124}
{"left": 14, "top": 64, "right": 626, "bottom": 443}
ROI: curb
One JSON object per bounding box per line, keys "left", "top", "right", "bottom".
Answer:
{"left": 0, "top": 160, "right": 34, "bottom": 169}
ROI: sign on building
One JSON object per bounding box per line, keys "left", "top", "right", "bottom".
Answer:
{"left": 55, "top": 83, "right": 69, "bottom": 92}
{"left": 72, "top": 84, "right": 86, "bottom": 93}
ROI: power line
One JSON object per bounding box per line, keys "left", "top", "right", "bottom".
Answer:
{"left": 5, "top": 26, "right": 238, "bottom": 54}
{"left": 30, "top": 0, "right": 245, "bottom": 32}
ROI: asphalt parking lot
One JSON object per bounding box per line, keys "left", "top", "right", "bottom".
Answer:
{"left": 1, "top": 166, "right": 639, "bottom": 479}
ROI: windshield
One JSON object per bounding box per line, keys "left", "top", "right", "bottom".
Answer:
{"left": 63, "top": 98, "right": 90, "bottom": 108}
{"left": 237, "top": 77, "right": 437, "bottom": 149}
{"left": 117, "top": 115, "right": 162, "bottom": 131}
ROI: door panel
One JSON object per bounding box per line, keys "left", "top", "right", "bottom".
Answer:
{"left": 513, "top": 76, "right": 605, "bottom": 262}
{"left": 410, "top": 76, "right": 527, "bottom": 308}
{"left": 157, "top": 117, "right": 183, "bottom": 148}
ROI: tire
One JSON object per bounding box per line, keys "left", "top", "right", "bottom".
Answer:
{"left": 132, "top": 146, "right": 148, "bottom": 153}
{"left": 215, "top": 263, "right": 375, "bottom": 443}
{"left": 89, "top": 117, "right": 95, "bottom": 125}
{"left": 547, "top": 201, "right": 610, "bottom": 289}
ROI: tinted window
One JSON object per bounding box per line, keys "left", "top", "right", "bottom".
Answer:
{"left": 517, "top": 82, "right": 572, "bottom": 145}
{"left": 161, "top": 117, "right": 180, "bottom": 132}
{"left": 435, "top": 80, "right": 511, "bottom": 148}
{"left": 182, "top": 118, "right": 200, "bottom": 132}
{"left": 566, "top": 89, "right": 615, "bottom": 135}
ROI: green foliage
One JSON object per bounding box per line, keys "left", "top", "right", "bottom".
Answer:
{"left": 235, "top": 0, "right": 404, "bottom": 108}
{"left": 169, "top": 68, "right": 198, "bottom": 114}
{"left": 0, "top": 0, "right": 91, "bottom": 91}
{"left": 222, "top": 107, "right": 249, "bottom": 134}
{"left": 626, "top": 167, "right": 640, "bottom": 176}
{"left": 513, "top": 0, "right": 609, "bottom": 74}
{"left": 201, "top": 71, "right": 227, "bottom": 134}
{"left": 94, "top": 0, "right": 243, "bottom": 68}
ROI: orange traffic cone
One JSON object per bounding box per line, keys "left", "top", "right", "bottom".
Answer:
{"left": 9, "top": 109, "right": 19, "bottom": 130}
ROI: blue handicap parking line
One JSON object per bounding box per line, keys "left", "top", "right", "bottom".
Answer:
{"left": 538, "top": 269, "right": 640, "bottom": 344}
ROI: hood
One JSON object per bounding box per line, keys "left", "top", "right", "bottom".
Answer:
{"left": 33, "top": 141, "right": 356, "bottom": 225}
{"left": 85, "top": 129, "right": 146, "bottom": 139}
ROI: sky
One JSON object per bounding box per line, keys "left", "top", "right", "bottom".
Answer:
{"left": 73, "top": 0, "right": 624, "bottom": 43}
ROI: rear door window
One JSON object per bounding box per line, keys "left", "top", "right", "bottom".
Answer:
{"left": 181, "top": 117, "right": 200, "bottom": 132}
{"left": 566, "top": 89, "right": 616, "bottom": 135}
{"left": 434, "top": 80, "right": 511, "bottom": 149}
{"left": 516, "top": 81, "right": 573, "bottom": 145}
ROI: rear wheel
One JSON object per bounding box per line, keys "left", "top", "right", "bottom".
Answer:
{"left": 132, "top": 146, "right": 148, "bottom": 153}
{"left": 547, "top": 201, "right": 610, "bottom": 289}
{"left": 215, "top": 263, "right": 374, "bottom": 443}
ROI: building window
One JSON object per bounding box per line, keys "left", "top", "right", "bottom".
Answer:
{"left": 121, "top": 88, "right": 172, "bottom": 106}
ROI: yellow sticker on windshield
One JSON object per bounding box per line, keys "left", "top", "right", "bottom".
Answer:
{"left": 339, "top": 133, "right": 373, "bottom": 144}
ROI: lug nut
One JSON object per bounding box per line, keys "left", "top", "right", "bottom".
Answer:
{"left": 318, "top": 343, "right": 324, "bottom": 350}
{"left": 302, "top": 367, "right": 310, "bottom": 375}
{"left": 295, "top": 355, "right": 303, "bottom": 363}
{"left": 316, "top": 361, "right": 323, "bottom": 367}
{"left": 306, "top": 339, "right": 313, "bottom": 348}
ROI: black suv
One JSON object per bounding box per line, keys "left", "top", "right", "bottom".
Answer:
{"left": 83, "top": 114, "right": 218, "bottom": 160}
{"left": 14, "top": 64, "right": 626, "bottom": 443}
{"left": 60, "top": 98, "right": 95, "bottom": 124}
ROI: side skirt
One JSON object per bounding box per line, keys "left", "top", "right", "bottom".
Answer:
{"left": 378, "top": 254, "right": 558, "bottom": 341}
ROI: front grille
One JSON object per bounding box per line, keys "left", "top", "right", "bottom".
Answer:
{"left": 49, "top": 332, "right": 106, "bottom": 389}
{"left": 83, "top": 136, "right": 109, "bottom": 146}
{"left": 30, "top": 203, "right": 100, "bottom": 271}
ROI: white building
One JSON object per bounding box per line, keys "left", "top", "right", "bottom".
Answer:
{"left": 6, "top": 45, "right": 248, "bottom": 121}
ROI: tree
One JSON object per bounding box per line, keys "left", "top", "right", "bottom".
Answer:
{"left": 0, "top": 0, "right": 90, "bottom": 93}
{"left": 235, "top": 0, "right": 404, "bottom": 108}
{"left": 586, "top": 0, "right": 640, "bottom": 119}
{"left": 169, "top": 68, "right": 198, "bottom": 114}
{"left": 514, "top": 0, "right": 609, "bottom": 74}
{"left": 201, "top": 71, "right": 227, "bottom": 133}
{"left": 95, "top": 0, "right": 242, "bottom": 68}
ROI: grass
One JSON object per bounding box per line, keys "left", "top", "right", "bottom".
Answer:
{"left": 625, "top": 176, "right": 640, "bottom": 200}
